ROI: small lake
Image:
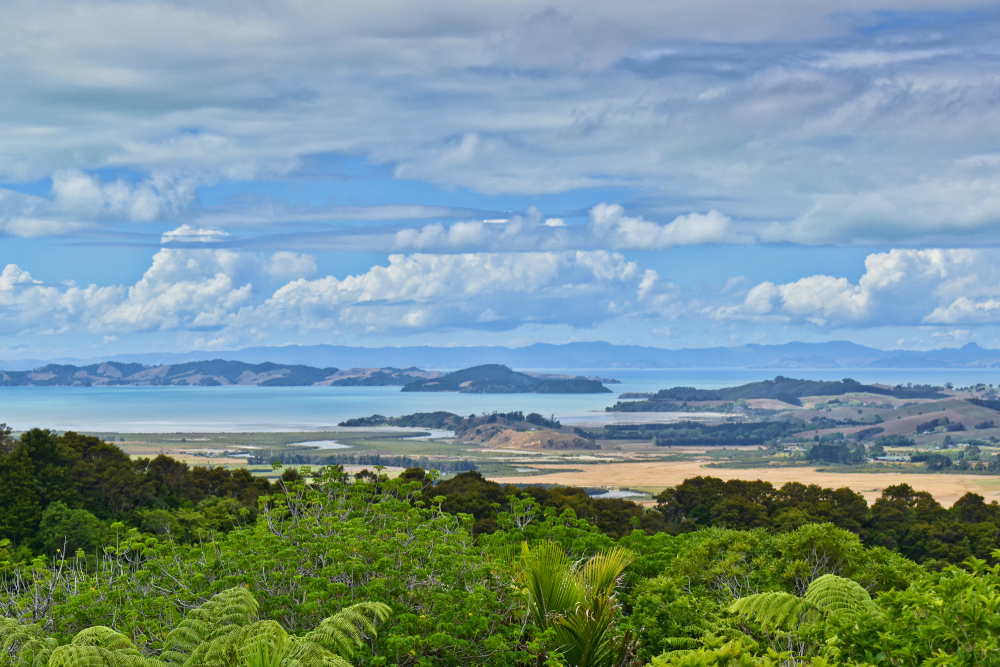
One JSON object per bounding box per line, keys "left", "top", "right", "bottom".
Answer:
{"left": 2, "top": 368, "right": 997, "bottom": 433}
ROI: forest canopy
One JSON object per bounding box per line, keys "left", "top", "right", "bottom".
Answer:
{"left": 2, "top": 427, "right": 999, "bottom": 667}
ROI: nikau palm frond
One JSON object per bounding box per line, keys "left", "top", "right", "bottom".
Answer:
{"left": 729, "top": 573, "right": 878, "bottom": 631}
{"left": 515, "top": 542, "right": 637, "bottom": 667}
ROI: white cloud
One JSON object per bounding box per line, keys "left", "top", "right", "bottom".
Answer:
{"left": 0, "top": 172, "right": 194, "bottom": 238}
{"left": 717, "top": 249, "right": 1000, "bottom": 327}
{"left": 393, "top": 203, "right": 753, "bottom": 252}
{"left": 0, "top": 0, "right": 996, "bottom": 247}
{"left": 161, "top": 224, "right": 230, "bottom": 244}
{"left": 264, "top": 252, "right": 318, "bottom": 281}
{"left": 257, "top": 250, "right": 674, "bottom": 333}
{"left": 0, "top": 226, "right": 678, "bottom": 340}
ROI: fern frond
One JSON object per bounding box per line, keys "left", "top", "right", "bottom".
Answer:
{"left": 729, "top": 574, "right": 879, "bottom": 633}
{"left": 804, "top": 574, "right": 878, "bottom": 618}
{"left": 282, "top": 640, "right": 352, "bottom": 667}
{"left": 191, "top": 620, "right": 286, "bottom": 667}
{"left": 303, "top": 603, "right": 391, "bottom": 659}
{"left": 728, "top": 592, "right": 820, "bottom": 630}
{"left": 71, "top": 628, "right": 138, "bottom": 654}
{"left": 164, "top": 588, "right": 259, "bottom": 667}
{"left": 0, "top": 618, "right": 57, "bottom": 667}
{"left": 47, "top": 646, "right": 163, "bottom": 667}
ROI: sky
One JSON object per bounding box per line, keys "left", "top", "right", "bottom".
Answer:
{"left": 3, "top": 0, "right": 1000, "bottom": 359}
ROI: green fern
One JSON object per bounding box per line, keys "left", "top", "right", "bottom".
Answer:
{"left": 188, "top": 602, "right": 389, "bottom": 667}
{"left": 161, "top": 587, "right": 259, "bottom": 667}
{"left": 0, "top": 618, "right": 58, "bottom": 667}
{"left": 302, "top": 602, "right": 390, "bottom": 660}
{"left": 70, "top": 628, "right": 139, "bottom": 654}
{"left": 47, "top": 645, "right": 164, "bottom": 667}
{"left": 728, "top": 574, "right": 878, "bottom": 631}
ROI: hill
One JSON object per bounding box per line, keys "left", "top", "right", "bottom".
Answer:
{"left": 0, "top": 361, "right": 439, "bottom": 387}
{"left": 400, "top": 364, "right": 612, "bottom": 394}
{"left": 609, "top": 375, "right": 947, "bottom": 411}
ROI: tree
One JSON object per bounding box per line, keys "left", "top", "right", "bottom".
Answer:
{"left": 517, "top": 542, "right": 637, "bottom": 667}
{"left": 36, "top": 502, "right": 106, "bottom": 555}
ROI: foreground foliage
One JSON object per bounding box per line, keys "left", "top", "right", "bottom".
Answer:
{"left": 6, "top": 424, "right": 1000, "bottom": 666}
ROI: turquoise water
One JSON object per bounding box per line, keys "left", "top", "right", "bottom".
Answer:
{"left": 3, "top": 368, "right": 999, "bottom": 432}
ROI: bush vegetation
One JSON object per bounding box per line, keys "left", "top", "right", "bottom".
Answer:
{"left": 3, "top": 427, "right": 1000, "bottom": 666}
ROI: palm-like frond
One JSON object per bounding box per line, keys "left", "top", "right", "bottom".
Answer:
{"left": 552, "top": 595, "right": 635, "bottom": 667}
{"left": 302, "top": 602, "right": 391, "bottom": 659}
{"left": 517, "top": 542, "right": 637, "bottom": 667}
{"left": 579, "top": 547, "right": 636, "bottom": 599}
{"left": 728, "top": 574, "right": 878, "bottom": 632}
{"left": 518, "top": 542, "right": 584, "bottom": 629}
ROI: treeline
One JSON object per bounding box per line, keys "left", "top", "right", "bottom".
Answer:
{"left": 655, "top": 475, "right": 1000, "bottom": 566}
{"left": 338, "top": 410, "right": 561, "bottom": 430}
{"left": 594, "top": 420, "right": 802, "bottom": 446}
{"left": 418, "top": 470, "right": 1000, "bottom": 568}
{"left": 0, "top": 426, "right": 274, "bottom": 559}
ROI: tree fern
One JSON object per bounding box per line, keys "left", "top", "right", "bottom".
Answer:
{"left": 189, "top": 602, "right": 389, "bottom": 667}
{"left": 302, "top": 602, "right": 390, "bottom": 659}
{"left": 161, "top": 587, "right": 259, "bottom": 667}
{"left": 70, "top": 628, "right": 138, "bottom": 654}
{"left": 47, "top": 645, "right": 164, "bottom": 667}
{"left": 0, "top": 618, "right": 57, "bottom": 667}
{"left": 729, "top": 574, "right": 878, "bottom": 631}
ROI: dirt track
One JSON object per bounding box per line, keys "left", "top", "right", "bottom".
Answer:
{"left": 488, "top": 461, "right": 1000, "bottom": 506}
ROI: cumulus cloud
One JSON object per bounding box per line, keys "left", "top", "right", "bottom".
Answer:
{"left": 717, "top": 249, "right": 1000, "bottom": 327}
{"left": 393, "top": 203, "right": 752, "bottom": 252}
{"left": 0, "top": 225, "right": 677, "bottom": 340}
{"left": 0, "top": 172, "right": 193, "bottom": 238}
{"left": 258, "top": 250, "right": 675, "bottom": 333}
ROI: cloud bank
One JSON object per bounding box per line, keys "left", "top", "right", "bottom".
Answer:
{"left": 0, "top": 0, "right": 999, "bottom": 246}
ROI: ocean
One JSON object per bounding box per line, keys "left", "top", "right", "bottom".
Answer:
{"left": 2, "top": 368, "right": 998, "bottom": 433}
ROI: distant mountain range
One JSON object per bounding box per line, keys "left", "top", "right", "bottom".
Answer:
{"left": 4, "top": 341, "right": 1000, "bottom": 371}
{"left": 0, "top": 360, "right": 614, "bottom": 391}
{"left": 0, "top": 361, "right": 440, "bottom": 387}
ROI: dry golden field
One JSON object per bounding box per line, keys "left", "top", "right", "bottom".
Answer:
{"left": 488, "top": 461, "right": 1000, "bottom": 506}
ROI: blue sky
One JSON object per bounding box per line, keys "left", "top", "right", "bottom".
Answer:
{"left": 3, "top": 0, "right": 1000, "bottom": 359}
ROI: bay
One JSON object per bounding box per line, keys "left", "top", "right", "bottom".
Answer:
{"left": 2, "top": 367, "right": 998, "bottom": 433}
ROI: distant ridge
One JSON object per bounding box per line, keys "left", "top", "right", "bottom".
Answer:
{"left": 3, "top": 341, "right": 1000, "bottom": 371}
{"left": 400, "top": 364, "right": 612, "bottom": 394}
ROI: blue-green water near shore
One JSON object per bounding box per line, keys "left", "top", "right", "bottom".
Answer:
{"left": 3, "top": 368, "right": 1000, "bottom": 432}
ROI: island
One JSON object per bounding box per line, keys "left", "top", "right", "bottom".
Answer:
{"left": 399, "top": 364, "right": 613, "bottom": 394}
